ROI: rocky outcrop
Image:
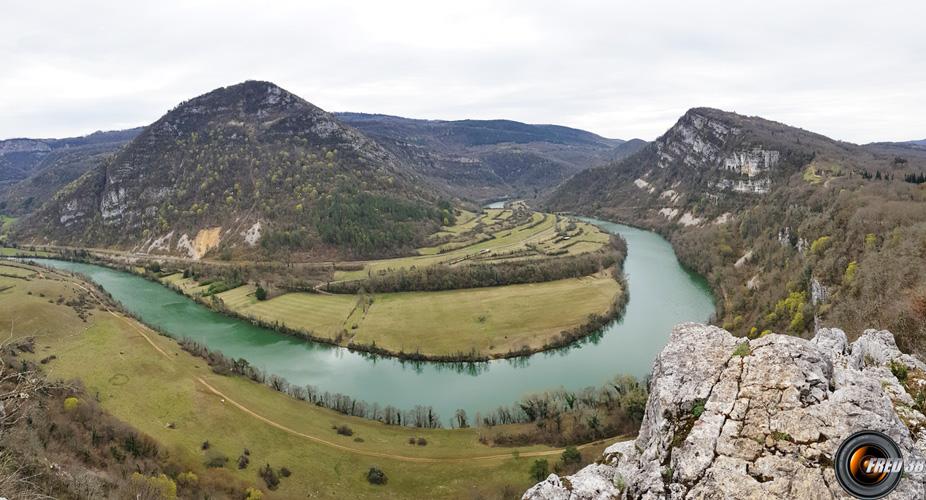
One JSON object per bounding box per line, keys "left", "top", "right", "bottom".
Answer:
{"left": 524, "top": 323, "right": 926, "bottom": 499}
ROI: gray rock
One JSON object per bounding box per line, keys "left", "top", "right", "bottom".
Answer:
{"left": 524, "top": 324, "right": 926, "bottom": 499}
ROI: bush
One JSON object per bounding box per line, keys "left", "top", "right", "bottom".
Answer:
{"left": 891, "top": 361, "right": 909, "bottom": 382}
{"left": 279, "top": 467, "right": 291, "bottom": 478}
{"left": 416, "top": 437, "right": 427, "bottom": 446}
{"left": 127, "top": 472, "right": 177, "bottom": 500}
{"left": 205, "top": 450, "right": 229, "bottom": 468}
{"left": 259, "top": 463, "right": 280, "bottom": 490}
{"left": 529, "top": 459, "right": 550, "bottom": 482}
{"left": 691, "top": 398, "right": 707, "bottom": 418}
{"left": 561, "top": 446, "right": 581, "bottom": 465}
{"left": 367, "top": 467, "right": 388, "bottom": 485}
{"left": 176, "top": 471, "right": 198, "bottom": 487}
{"left": 336, "top": 425, "right": 353, "bottom": 436}
{"left": 255, "top": 285, "right": 268, "bottom": 301}
{"left": 63, "top": 396, "right": 80, "bottom": 412}
{"left": 245, "top": 487, "right": 264, "bottom": 500}
{"left": 238, "top": 453, "right": 250, "bottom": 469}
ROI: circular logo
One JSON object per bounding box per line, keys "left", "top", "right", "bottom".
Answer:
{"left": 834, "top": 430, "right": 903, "bottom": 499}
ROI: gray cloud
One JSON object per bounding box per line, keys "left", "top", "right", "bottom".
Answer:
{"left": 1, "top": 0, "right": 923, "bottom": 143}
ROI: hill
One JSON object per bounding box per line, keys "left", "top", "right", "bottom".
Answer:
{"left": 16, "top": 81, "right": 451, "bottom": 259}
{"left": 546, "top": 108, "right": 926, "bottom": 356}
{"left": 0, "top": 128, "right": 141, "bottom": 215}
{"left": 337, "top": 112, "right": 642, "bottom": 201}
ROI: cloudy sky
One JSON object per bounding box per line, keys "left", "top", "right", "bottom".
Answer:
{"left": 2, "top": 1, "right": 924, "bottom": 143}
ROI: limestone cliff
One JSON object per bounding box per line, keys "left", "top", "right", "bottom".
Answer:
{"left": 524, "top": 323, "right": 926, "bottom": 499}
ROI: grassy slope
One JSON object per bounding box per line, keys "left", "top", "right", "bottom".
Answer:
{"left": 0, "top": 266, "right": 618, "bottom": 499}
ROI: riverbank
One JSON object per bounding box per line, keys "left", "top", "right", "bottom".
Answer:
{"left": 151, "top": 263, "right": 626, "bottom": 362}
{"left": 10, "top": 217, "right": 714, "bottom": 420}
{"left": 0, "top": 261, "right": 624, "bottom": 498}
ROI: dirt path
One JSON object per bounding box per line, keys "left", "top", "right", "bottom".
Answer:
{"left": 51, "top": 266, "right": 625, "bottom": 464}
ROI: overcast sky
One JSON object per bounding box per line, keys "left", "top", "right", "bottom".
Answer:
{"left": 2, "top": 1, "right": 924, "bottom": 143}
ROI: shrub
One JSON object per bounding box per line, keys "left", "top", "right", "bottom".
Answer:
{"left": 416, "top": 437, "right": 427, "bottom": 446}
{"left": 255, "top": 285, "right": 268, "bottom": 301}
{"left": 245, "top": 487, "right": 264, "bottom": 500}
{"left": 259, "top": 464, "right": 280, "bottom": 490}
{"left": 279, "top": 467, "right": 291, "bottom": 478}
{"left": 238, "top": 453, "right": 250, "bottom": 469}
{"left": 201, "top": 440, "right": 210, "bottom": 450}
{"left": 561, "top": 446, "right": 581, "bottom": 465}
{"left": 691, "top": 398, "right": 707, "bottom": 418}
{"left": 529, "top": 459, "right": 550, "bottom": 482}
{"left": 843, "top": 261, "right": 858, "bottom": 284}
{"left": 176, "top": 471, "right": 198, "bottom": 487}
{"left": 367, "top": 467, "right": 388, "bottom": 485}
{"left": 810, "top": 236, "right": 831, "bottom": 255}
{"left": 128, "top": 472, "right": 177, "bottom": 500}
{"left": 63, "top": 396, "right": 80, "bottom": 412}
{"left": 891, "top": 361, "right": 909, "bottom": 382}
{"left": 336, "top": 425, "right": 353, "bottom": 436}
{"left": 732, "top": 342, "right": 750, "bottom": 357}
{"left": 205, "top": 450, "right": 229, "bottom": 468}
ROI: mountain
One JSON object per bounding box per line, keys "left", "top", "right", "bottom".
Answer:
{"left": 867, "top": 138, "right": 926, "bottom": 151}
{"left": 525, "top": 324, "right": 926, "bottom": 499}
{"left": 0, "top": 128, "right": 141, "bottom": 215}
{"left": 16, "top": 81, "right": 450, "bottom": 259}
{"left": 336, "top": 112, "right": 641, "bottom": 201}
{"left": 546, "top": 108, "right": 926, "bottom": 356}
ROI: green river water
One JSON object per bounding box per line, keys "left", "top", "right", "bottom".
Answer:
{"left": 31, "top": 218, "right": 714, "bottom": 422}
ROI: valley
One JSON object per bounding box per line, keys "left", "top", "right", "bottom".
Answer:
{"left": 11, "top": 216, "right": 713, "bottom": 421}
{"left": 0, "top": 260, "right": 621, "bottom": 498}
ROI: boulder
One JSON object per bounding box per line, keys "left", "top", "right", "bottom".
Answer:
{"left": 523, "top": 324, "right": 926, "bottom": 499}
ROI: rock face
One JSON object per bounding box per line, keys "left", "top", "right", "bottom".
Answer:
{"left": 524, "top": 323, "right": 926, "bottom": 499}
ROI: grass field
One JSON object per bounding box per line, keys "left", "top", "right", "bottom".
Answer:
{"left": 0, "top": 265, "right": 620, "bottom": 499}
{"left": 0, "top": 261, "right": 37, "bottom": 278}
{"left": 0, "top": 245, "right": 55, "bottom": 257}
{"left": 353, "top": 272, "right": 619, "bottom": 356}
{"left": 217, "top": 284, "right": 357, "bottom": 339}
{"left": 200, "top": 273, "right": 620, "bottom": 357}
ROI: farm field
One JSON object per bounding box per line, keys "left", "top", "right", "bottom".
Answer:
{"left": 199, "top": 272, "right": 620, "bottom": 357}
{"left": 0, "top": 264, "right": 619, "bottom": 499}
{"left": 353, "top": 271, "right": 619, "bottom": 356}
{"left": 0, "top": 245, "right": 55, "bottom": 257}
{"left": 334, "top": 205, "right": 610, "bottom": 282}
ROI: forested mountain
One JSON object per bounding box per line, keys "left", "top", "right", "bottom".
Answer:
{"left": 337, "top": 112, "right": 643, "bottom": 201}
{"left": 546, "top": 107, "right": 926, "bottom": 356}
{"left": 0, "top": 128, "right": 141, "bottom": 215}
{"left": 16, "top": 81, "right": 451, "bottom": 259}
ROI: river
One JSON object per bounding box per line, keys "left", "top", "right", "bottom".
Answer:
{"left": 30, "top": 218, "right": 714, "bottom": 421}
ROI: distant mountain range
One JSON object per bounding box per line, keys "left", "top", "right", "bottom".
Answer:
{"left": 0, "top": 128, "right": 141, "bottom": 215}
{"left": 337, "top": 112, "right": 643, "bottom": 201}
